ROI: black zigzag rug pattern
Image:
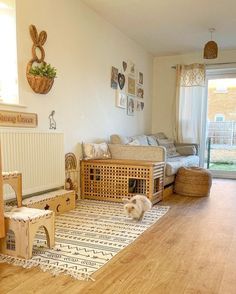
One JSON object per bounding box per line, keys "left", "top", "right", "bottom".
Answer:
{"left": 0, "top": 200, "right": 169, "bottom": 281}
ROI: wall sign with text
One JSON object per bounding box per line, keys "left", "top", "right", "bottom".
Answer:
{"left": 0, "top": 110, "right": 38, "bottom": 128}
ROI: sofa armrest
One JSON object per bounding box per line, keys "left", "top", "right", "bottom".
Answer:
{"left": 108, "top": 144, "right": 166, "bottom": 162}
{"left": 174, "top": 143, "right": 199, "bottom": 155}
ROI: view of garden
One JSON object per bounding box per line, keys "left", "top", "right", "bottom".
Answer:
{"left": 206, "top": 79, "right": 236, "bottom": 172}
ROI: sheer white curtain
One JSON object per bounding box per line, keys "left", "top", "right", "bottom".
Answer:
{"left": 174, "top": 64, "right": 206, "bottom": 145}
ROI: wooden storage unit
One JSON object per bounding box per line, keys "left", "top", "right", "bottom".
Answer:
{"left": 81, "top": 159, "right": 165, "bottom": 204}
{"left": 0, "top": 210, "right": 55, "bottom": 259}
{"left": 22, "top": 189, "right": 76, "bottom": 215}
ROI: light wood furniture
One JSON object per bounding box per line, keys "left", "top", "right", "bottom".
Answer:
{"left": 2, "top": 172, "right": 23, "bottom": 207}
{"left": 0, "top": 168, "right": 55, "bottom": 259}
{"left": 174, "top": 167, "right": 212, "bottom": 197}
{"left": 81, "top": 159, "right": 165, "bottom": 204}
{"left": 22, "top": 189, "right": 76, "bottom": 215}
{"left": 0, "top": 209, "right": 54, "bottom": 259}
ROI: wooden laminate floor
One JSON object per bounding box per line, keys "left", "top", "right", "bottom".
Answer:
{"left": 0, "top": 179, "right": 236, "bottom": 294}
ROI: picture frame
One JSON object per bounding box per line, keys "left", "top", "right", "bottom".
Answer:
{"left": 127, "top": 60, "right": 136, "bottom": 76}
{"left": 140, "top": 101, "right": 144, "bottom": 111}
{"left": 116, "top": 91, "right": 127, "bottom": 109}
{"left": 118, "top": 73, "right": 125, "bottom": 90}
{"left": 137, "top": 86, "right": 144, "bottom": 98}
{"left": 128, "top": 77, "right": 136, "bottom": 96}
{"left": 111, "top": 66, "right": 118, "bottom": 89}
{"left": 136, "top": 100, "right": 141, "bottom": 111}
{"left": 138, "top": 72, "right": 143, "bottom": 85}
{"left": 127, "top": 95, "right": 135, "bottom": 116}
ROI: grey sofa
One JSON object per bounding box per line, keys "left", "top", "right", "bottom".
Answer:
{"left": 109, "top": 133, "right": 199, "bottom": 186}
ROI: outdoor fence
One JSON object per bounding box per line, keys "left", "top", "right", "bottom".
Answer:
{"left": 207, "top": 121, "right": 236, "bottom": 145}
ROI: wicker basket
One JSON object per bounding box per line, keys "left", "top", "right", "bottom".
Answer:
{"left": 26, "top": 61, "right": 54, "bottom": 94}
{"left": 26, "top": 73, "right": 54, "bottom": 94}
{"left": 174, "top": 167, "right": 212, "bottom": 197}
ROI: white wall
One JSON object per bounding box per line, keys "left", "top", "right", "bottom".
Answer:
{"left": 152, "top": 49, "right": 236, "bottom": 138}
{"left": 4, "top": 0, "right": 153, "bottom": 155}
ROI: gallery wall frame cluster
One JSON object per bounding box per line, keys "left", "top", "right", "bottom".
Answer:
{"left": 110, "top": 60, "right": 144, "bottom": 116}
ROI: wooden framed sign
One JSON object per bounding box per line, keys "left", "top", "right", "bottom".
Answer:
{"left": 0, "top": 110, "right": 38, "bottom": 128}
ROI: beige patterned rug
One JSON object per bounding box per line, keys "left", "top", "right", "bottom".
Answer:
{"left": 0, "top": 200, "right": 169, "bottom": 281}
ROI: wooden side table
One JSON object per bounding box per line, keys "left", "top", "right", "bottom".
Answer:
{"left": 80, "top": 159, "right": 165, "bottom": 204}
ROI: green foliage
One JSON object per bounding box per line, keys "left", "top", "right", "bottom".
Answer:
{"left": 29, "top": 63, "right": 57, "bottom": 79}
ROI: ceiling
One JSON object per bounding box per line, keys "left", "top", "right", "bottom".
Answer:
{"left": 82, "top": 0, "right": 236, "bottom": 56}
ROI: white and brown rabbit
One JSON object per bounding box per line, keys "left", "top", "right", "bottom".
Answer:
{"left": 123, "top": 195, "right": 152, "bottom": 221}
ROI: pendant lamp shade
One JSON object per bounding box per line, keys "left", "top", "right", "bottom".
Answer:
{"left": 203, "top": 29, "right": 218, "bottom": 59}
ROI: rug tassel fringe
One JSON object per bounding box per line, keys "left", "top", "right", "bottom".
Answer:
{"left": 0, "top": 254, "right": 94, "bottom": 281}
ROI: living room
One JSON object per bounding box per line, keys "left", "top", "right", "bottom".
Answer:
{"left": 0, "top": 0, "right": 236, "bottom": 293}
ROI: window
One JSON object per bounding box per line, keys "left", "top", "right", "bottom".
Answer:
{"left": 0, "top": 0, "right": 18, "bottom": 104}
{"left": 215, "top": 84, "right": 228, "bottom": 94}
{"left": 214, "top": 114, "right": 225, "bottom": 122}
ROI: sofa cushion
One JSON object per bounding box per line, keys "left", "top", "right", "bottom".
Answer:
{"left": 157, "top": 138, "right": 180, "bottom": 157}
{"left": 130, "top": 135, "right": 149, "bottom": 146}
{"left": 83, "top": 142, "right": 111, "bottom": 159}
{"left": 175, "top": 145, "right": 197, "bottom": 156}
{"left": 165, "top": 155, "right": 200, "bottom": 176}
{"left": 110, "top": 134, "right": 131, "bottom": 144}
{"left": 128, "top": 139, "right": 140, "bottom": 145}
{"left": 147, "top": 135, "right": 158, "bottom": 146}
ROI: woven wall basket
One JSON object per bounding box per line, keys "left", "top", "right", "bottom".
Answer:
{"left": 26, "top": 25, "right": 55, "bottom": 94}
{"left": 26, "top": 61, "right": 54, "bottom": 94}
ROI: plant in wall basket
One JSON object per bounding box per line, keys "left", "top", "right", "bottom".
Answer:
{"left": 26, "top": 24, "right": 57, "bottom": 94}
{"left": 29, "top": 63, "right": 57, "bottom": 79}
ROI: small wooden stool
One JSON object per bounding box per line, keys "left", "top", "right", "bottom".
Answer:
{"left": 0, "top": 207, "right": 55, "bottom": 259}
{"left": 174, "top": 167, "right": 212, "bottom": 197}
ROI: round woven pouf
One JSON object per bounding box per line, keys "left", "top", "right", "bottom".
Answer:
{"left": 174, "top": 167, "right": 212, "bottom": 197}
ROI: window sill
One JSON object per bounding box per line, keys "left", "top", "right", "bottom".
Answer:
{"left": 0, "top": 102, "right": 27, "bottom": 109}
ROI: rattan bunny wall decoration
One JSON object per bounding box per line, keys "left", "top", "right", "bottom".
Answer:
{"left": 26, "top": 24, "right": 57, "bottom": 94}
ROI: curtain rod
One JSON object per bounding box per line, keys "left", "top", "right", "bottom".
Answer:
{"left": 171, "top": 62, "right": 236, "bottom": 69}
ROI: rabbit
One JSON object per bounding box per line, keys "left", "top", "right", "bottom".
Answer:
{"left": 123, "top": 195, "right": 152, "bottom": 221}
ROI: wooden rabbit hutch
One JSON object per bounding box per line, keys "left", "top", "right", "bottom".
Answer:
{"left": 81, "top": 159, "right": 165, "bottom": 204}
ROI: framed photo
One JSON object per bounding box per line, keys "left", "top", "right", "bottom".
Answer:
{"left": 128, "top": 77, "right": 135, "bottom": 95}
{"left": 111, "top": 66, "right": 118, "bottom": 89}
{"left": 140, "top": 101, "right": 144, "bottom": 111}
{"left": 122, "top": 61, "right": 127, "bottom": 73}
{"left": 136, "top": 100, "right": 141, "bottom": 111}
{"left": 118, "top": 73, "right": 125, "bottom": 90}
{"left": 138, "top": 72, "right": 143, "bottom": 85}
{"left": 128, "top": 60, "right": 136, "bottom": 76}
{"left": 127, "top": 95, "right": 135, "bottom": 116}
{"left": 137, "top": 86, "right": 144, "bottom": 98}
{"left": 116, "top": 91, "right": 126, "bottom": 109}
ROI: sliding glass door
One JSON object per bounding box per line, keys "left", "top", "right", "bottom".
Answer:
{"left": 204, "top": 68, "right": 236, "bottom": 179}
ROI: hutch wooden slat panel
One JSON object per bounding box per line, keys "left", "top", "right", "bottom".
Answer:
{"left": 81, "top": 159, "right": 165, "bottom": 204}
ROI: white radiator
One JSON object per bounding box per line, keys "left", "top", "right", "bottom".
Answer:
{"left": 0, "top": 131, "right": 65, "bottom": 200}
